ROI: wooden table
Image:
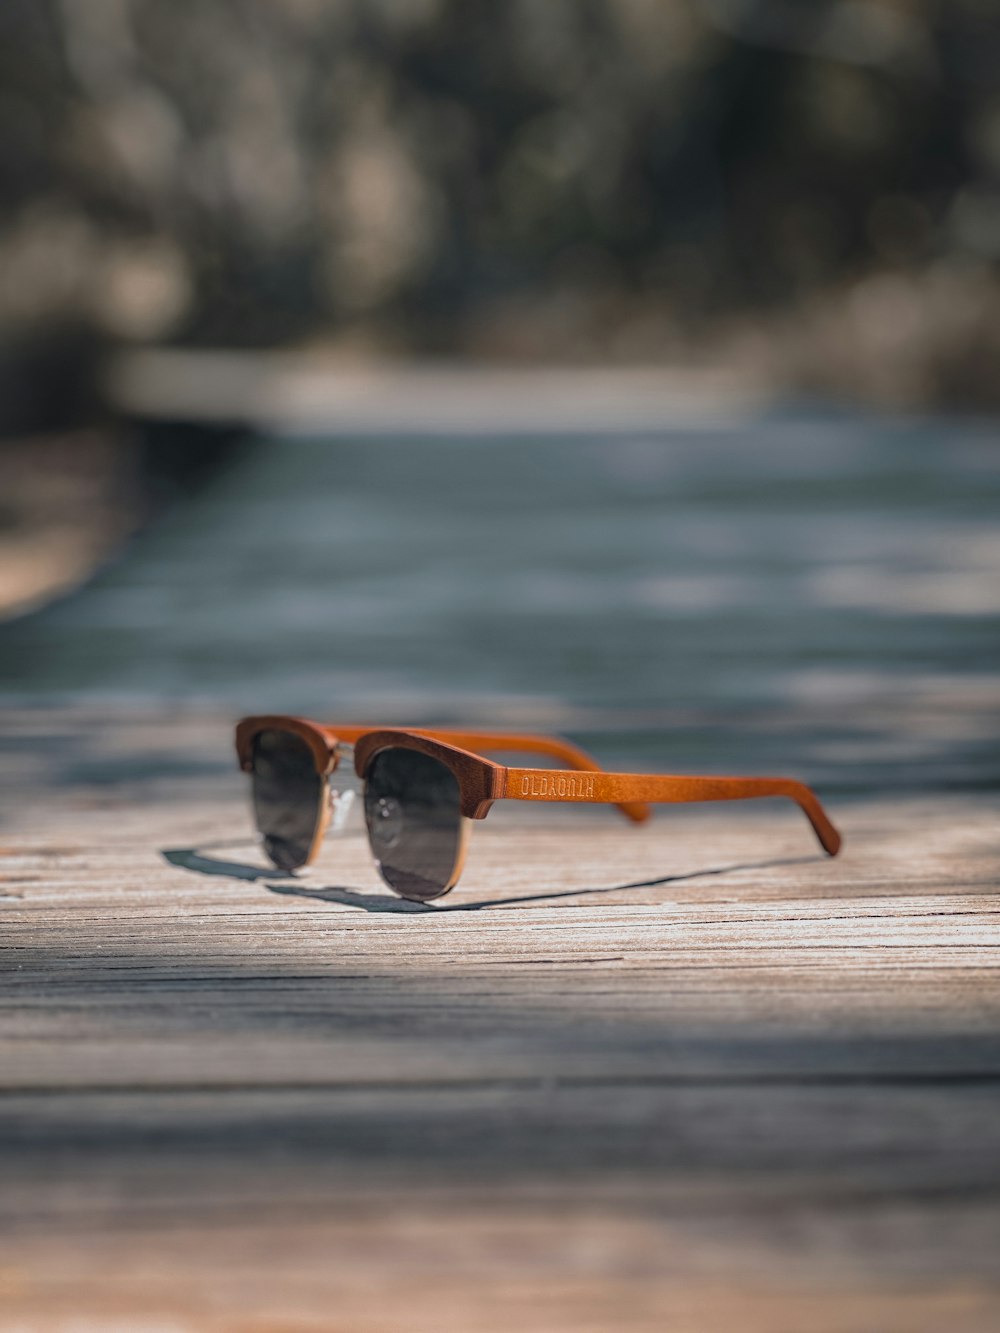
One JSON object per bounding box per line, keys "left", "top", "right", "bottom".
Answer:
{"left": 2, "top": 710, "right": 998, "bottom": 1331}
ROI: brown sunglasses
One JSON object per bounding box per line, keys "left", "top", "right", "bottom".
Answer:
{"left": 235, "top": 716, "right": 841, "bottom": 902}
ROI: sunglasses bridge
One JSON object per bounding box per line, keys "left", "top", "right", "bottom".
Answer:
{"left": 327, "top": 743, "right": 359, "bottom": 835}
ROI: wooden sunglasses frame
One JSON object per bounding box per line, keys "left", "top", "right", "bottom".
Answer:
{"left": 236, "top": 716, "right": 841, "bottom": 899}
{"left": 236, "top": 714, "right": 651, "bottom": 882}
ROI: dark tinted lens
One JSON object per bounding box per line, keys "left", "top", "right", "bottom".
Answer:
{"left": 251, "top": 729, "right": 323, "bottom": 870}
{"left": 364, "top": 747, "right": 464, "bottom": 900}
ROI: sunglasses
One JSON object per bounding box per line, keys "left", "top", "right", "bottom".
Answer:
{"left": 235, "top": 716, "right": 841, "bottom": 902}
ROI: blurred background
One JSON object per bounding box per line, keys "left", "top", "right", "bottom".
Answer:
{"left": 3, "top": 0, "right": 1000, "bottom": 387}
{"left": 1, "top": 0, "right": 998, "bottom": 791}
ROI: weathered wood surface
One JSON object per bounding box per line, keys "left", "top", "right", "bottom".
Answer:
{"left": 1, "top": 709, "right": 999, "bottom": 1331}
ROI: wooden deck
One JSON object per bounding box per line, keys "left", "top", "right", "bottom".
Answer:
{"left": 1, "top": 709, "right": 999, "bottom": 1331}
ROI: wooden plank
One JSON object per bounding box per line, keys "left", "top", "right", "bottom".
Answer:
{"left": 1, "top": 709, "right": 999, "bottom": 1331}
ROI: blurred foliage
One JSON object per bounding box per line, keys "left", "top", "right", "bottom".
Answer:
{"left": 1, "top": 0, "right": 999, "bottom": 404}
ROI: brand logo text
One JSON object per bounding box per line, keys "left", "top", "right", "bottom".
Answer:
{"left": 519, "top": 773, "right": 596, "bottom": 799}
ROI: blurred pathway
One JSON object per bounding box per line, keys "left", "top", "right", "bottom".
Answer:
{"left": 1, "top": 381, "right": 997, "bottom": 791}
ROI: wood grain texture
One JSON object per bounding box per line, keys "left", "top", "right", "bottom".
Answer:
{"left": 1, "top": 709, "right": 999, "bottom": 1332}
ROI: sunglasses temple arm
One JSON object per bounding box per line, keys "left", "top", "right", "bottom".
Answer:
{"left": 321, "top": 724, "right": 650, "bottom": 825}
{"left": 446, "top": 732, "right": 650, "bottom": 824}
{"left": 500, "top": 769, "right": 842, "bottom": 856}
